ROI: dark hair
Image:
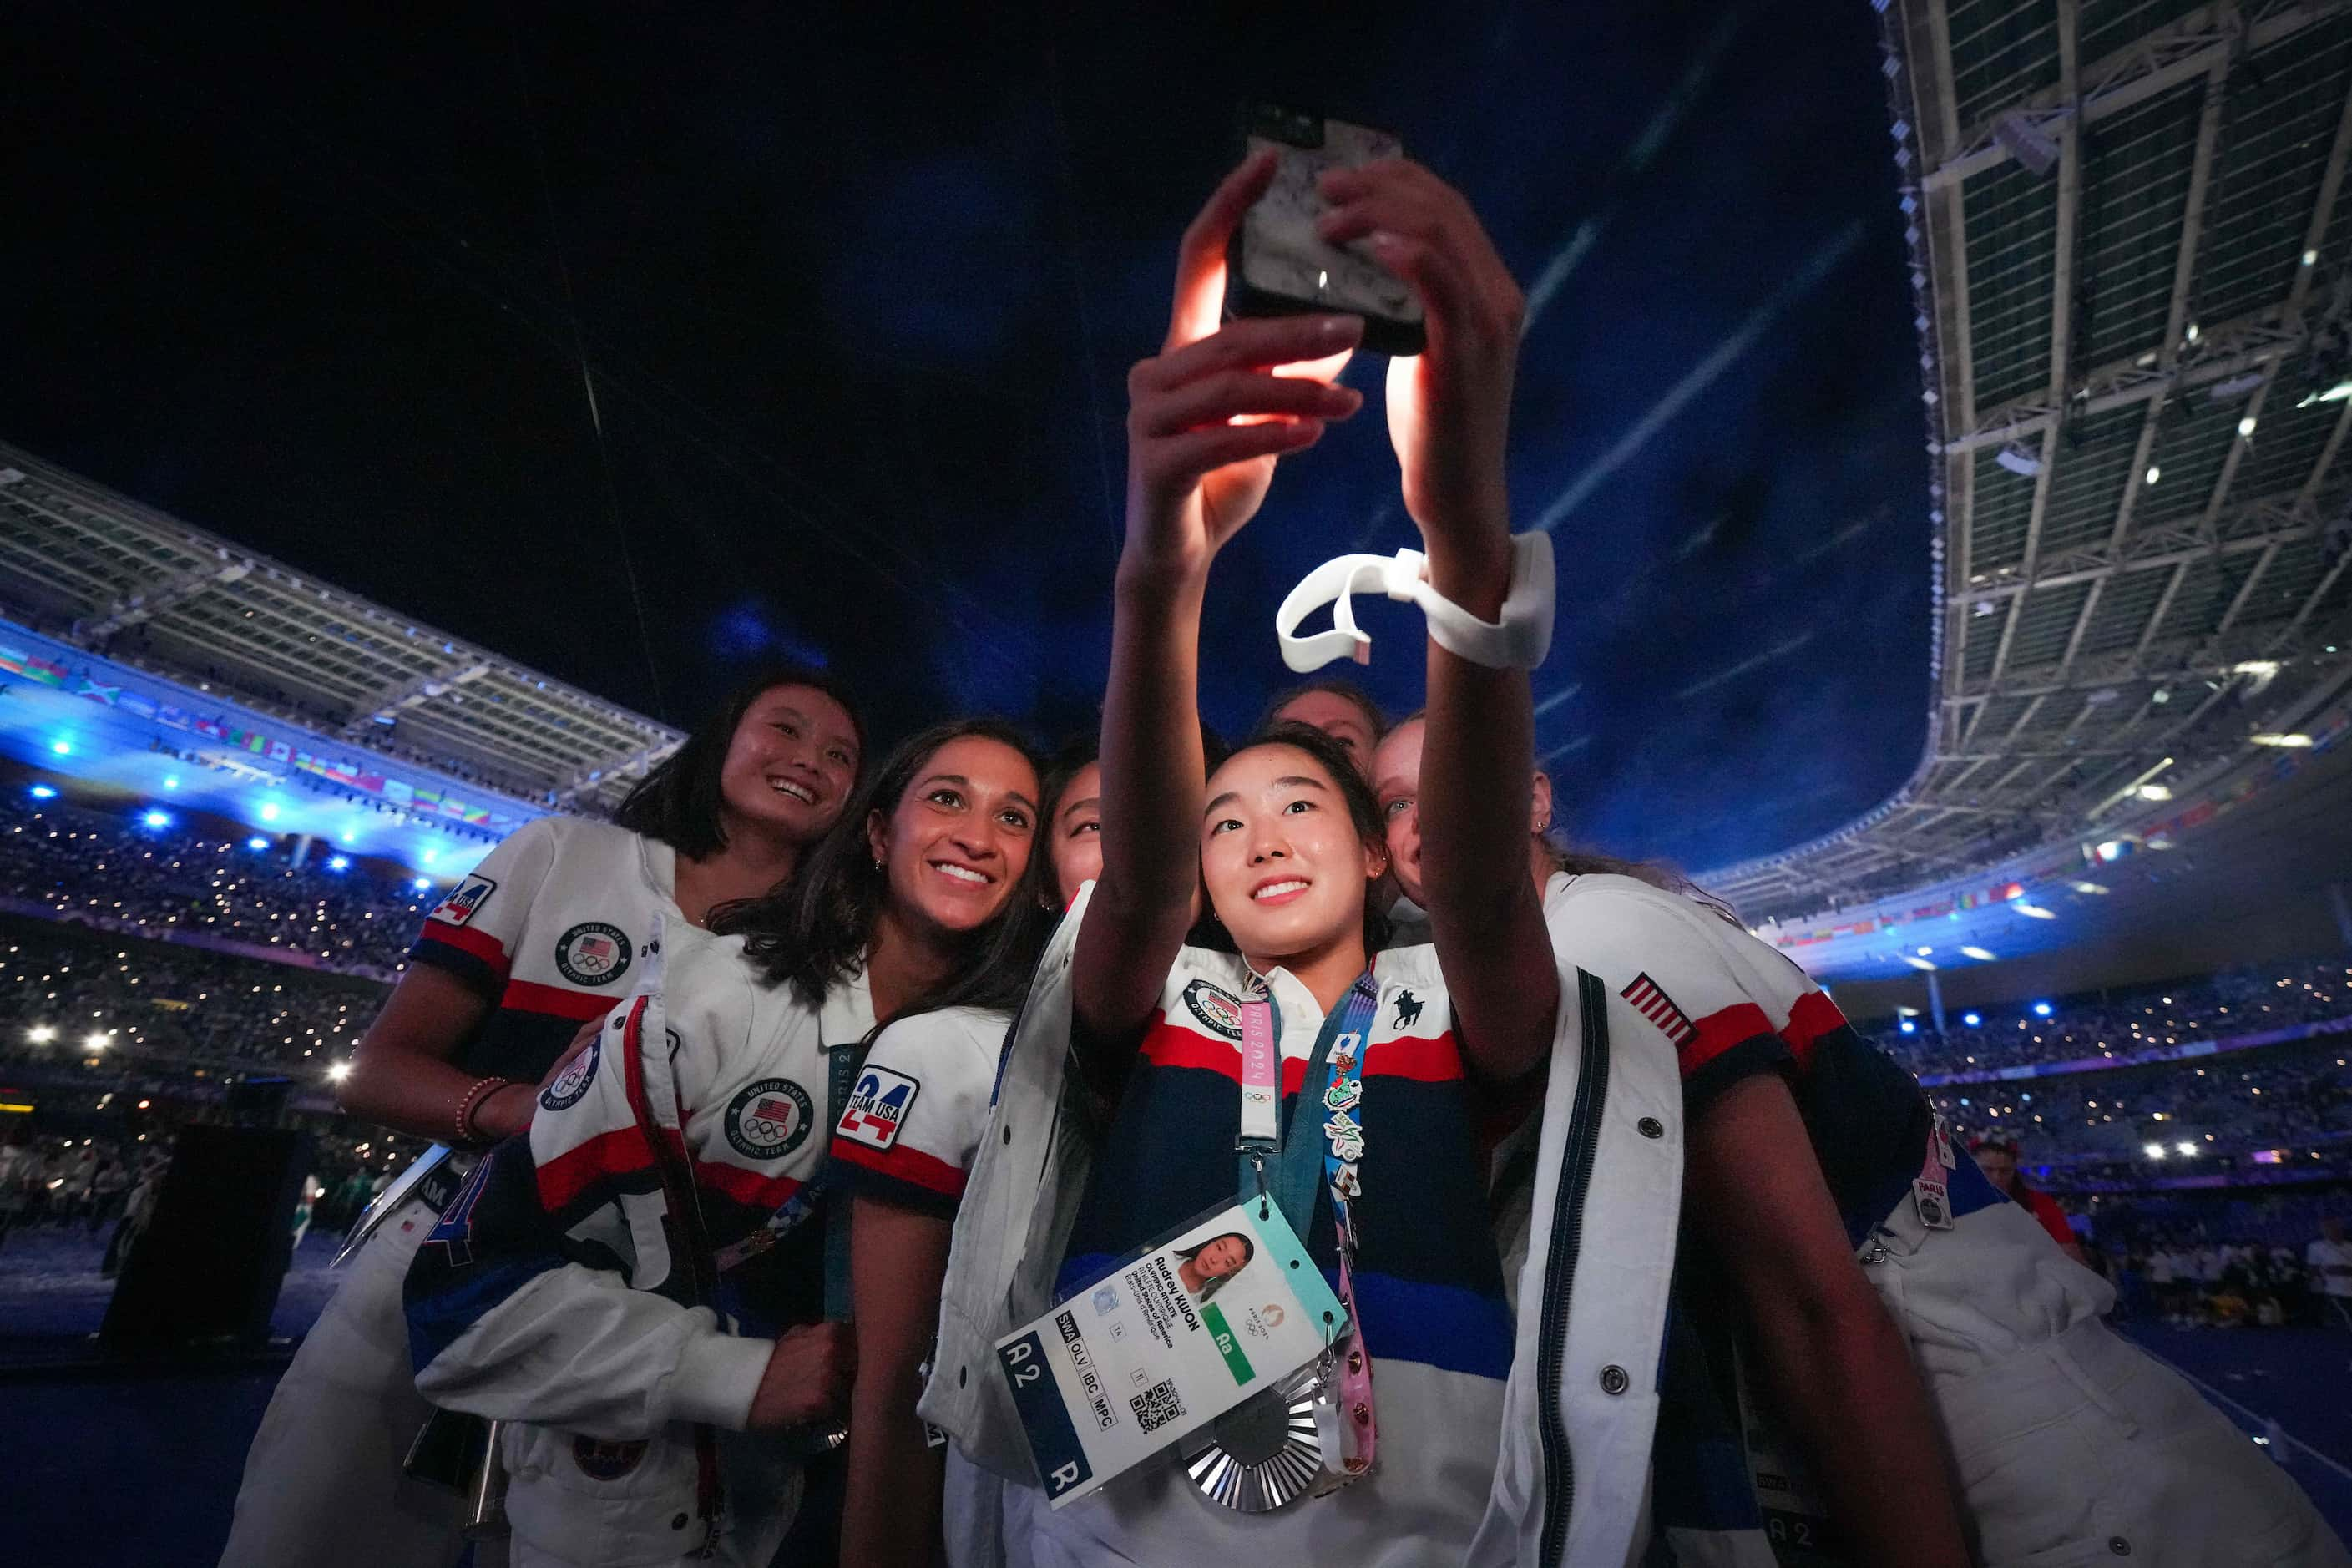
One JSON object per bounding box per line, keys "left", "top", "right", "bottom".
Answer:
{"left": 614, "top": 665, "right": 864, "bottom": 860}
{"left": 1257, "top": 678, "right": 1387, "bottom": 744}
{"left": 1174, "top": 1231, "right": 1255, "bottom": 1302}
{"left": 1203, "top": 721, "right": 1390, "bottom": 951}
{"left": 715, "top": 717, "right": 1053, "bottom": 1026}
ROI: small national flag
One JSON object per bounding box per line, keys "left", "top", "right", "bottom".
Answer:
{"left": 1620, "top": 973, "right": 1697, "bottom": 1049}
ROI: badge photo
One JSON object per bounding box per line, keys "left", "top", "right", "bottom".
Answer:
{"left": 1182, "top": 979, "right": 1246, "bottom": 1041}
{"left": 539, "top": 1038, "right": 600, "bottom": 1112}
{"left": 836, "top": 1065, "right": 921, "bottom": 1151}
{"left": 430, "top": 873, "right": 498, "bottom": 928}
{"left": 726, "top": 1077, "right": 816, "bottom": 1161}
{"left": 554, "top": 921, "right": 633, "bottom": 987}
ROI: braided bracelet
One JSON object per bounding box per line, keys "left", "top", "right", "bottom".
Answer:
{"left": 454, "top": 1075, "right": 514, "bottom": 1146}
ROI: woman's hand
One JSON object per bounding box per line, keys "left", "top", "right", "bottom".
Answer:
{"left": 1123, "top": 151, "right": 1364, "bottom": 584}
{"left": 1317, "top": 160, "right": 1523, "bottom": 559}
{"left": 747, "top": 1320, "right": 857, "bottom": 1433}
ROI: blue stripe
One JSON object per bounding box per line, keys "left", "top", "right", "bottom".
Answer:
{"left": 407, "top": 935, "right": 499, "bottom": 998}
{"left": 404, "top": 1253, "right": 563, "bottom": 1372}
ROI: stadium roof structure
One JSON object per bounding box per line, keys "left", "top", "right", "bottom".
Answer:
{"left": 1704, "top": 0, "right": 2352, "bottom": 923}
{"left": 0, "top": 441, "right": 680, "bottom": 814}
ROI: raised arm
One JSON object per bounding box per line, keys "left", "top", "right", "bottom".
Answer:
{"left": 1320, "top": 161, "right": 1553, "bottom": 1082}
{"left": 1072, "top": 153, "right": 1365, "bottom": 1052}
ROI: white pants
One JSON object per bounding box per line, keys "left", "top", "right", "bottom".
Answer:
{"left": 220, "top": 1194, "right": 466, "bottom": 1568}
{"left": 1869, "top": 1197, "right": 2350, "bottom": 1567}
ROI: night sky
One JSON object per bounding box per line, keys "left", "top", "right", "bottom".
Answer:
{"left": 1, "top": 2, "right": 1930, "bottom": 873}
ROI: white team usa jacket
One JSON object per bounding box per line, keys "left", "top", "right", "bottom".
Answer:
{"left": 404, "top": 918, "right": 873, "bottom": 1568}
{"left": 920, "top": 881, "right": 1693, "bottom": 1568}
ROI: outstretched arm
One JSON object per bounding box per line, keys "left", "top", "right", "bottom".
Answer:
{"left": 1320, "top": 161, "right": 1552, "bottom": 1083}
{"left": 1073, "top": 154, "right": 1365, "bottom": 1063}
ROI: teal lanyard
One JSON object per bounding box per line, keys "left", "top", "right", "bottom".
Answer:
{"left": 822, "top": 1041, "right": 862, "bottom": 1320}
{"left": 1234, "top": 971, "right": 1380, "bottom": 1240}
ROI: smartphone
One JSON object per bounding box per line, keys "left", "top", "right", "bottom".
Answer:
{"left": 1225, "top": 103, "right": 1427, "bottom": 357}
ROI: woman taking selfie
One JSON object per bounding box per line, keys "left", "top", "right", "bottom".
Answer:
{"left": 402, "top": 716, "right": 1050, "bottom": 1567}
{"left": 222, "top": 667, "right": 863, "bottom": 1568}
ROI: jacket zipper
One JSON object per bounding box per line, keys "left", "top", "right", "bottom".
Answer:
{"left": 1537, "top": 970, "right": 1611, "bottom": 1568}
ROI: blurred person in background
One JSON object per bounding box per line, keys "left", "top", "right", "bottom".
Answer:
{"left": 1970, "top": 1131, "right": 2086, "bottom": 1265}
{"left": 2312, "top": 1216, "right": 2352, "bottom": 1331}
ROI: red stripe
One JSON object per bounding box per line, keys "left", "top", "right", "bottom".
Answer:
{"left": 690, "top": 1158, "right": 805, "bottom": 1212}
{"left": 1136, "top": 1017, "right": 1465, "bottom": 1086}
{"left": 536, "top": 1125, "right": 656, "bottom": 1213}
{"left": 831, "top": 1136, "right": 968, "bottom": 1200}
{"left": 1363, "top": 1031, "right": 1466, "bottom": 1084}
{"left": 1677, "top": 1001, "right": 1774, "bottom": 1080}
{"left": 1780, "top": 989, "right": 1845, "bottom": 1074}
{"left": 500, "top": 978, "right": 619, "bottom": 1023}
{"left": 418, "top": 920, "right": 509, "bottom": 975}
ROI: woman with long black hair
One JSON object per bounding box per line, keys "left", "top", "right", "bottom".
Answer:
{"left": 405, "top": 716, "right": 1052, "bottom": 1568}
{"left": 223, "top": 665, "right": 863, "bottom": 1568}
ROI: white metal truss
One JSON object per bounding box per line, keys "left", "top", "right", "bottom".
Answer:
{"left": 1703, "top": 0, "right": 2352, "bottom": 921}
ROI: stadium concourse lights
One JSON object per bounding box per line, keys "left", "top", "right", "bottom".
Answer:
{"left": 2175, "top": 1141, "right": 2198, "bottom": 1158}
{"left": 2013, "top": 902, "right": 2057, "bottom": 919}
{"left": 411, "top": 876, "right": 432, "bottom": 892}
{"left": 2144, "top": 1141, "right": 2167, "bottom": 1160}
{"left": 2032, "top": 1002, "right": 2053, "bottom": 1017}
{"left": 327, "top": 855, "right": 350, "bottom": 871}
{"left": 141, "top": 810, "right": 171, "bottom": 828}
{"left": 326, "top": 1062, "right": 352, "bottom": 1083}
{"left": 246, "top": 836, "right": 271, "bottom": 851}
{"left": 2250, "top": 733, "right": 2314, "bottom": 747}
{"left": 82, "top": 1030, "right": 108, "bottom": 1052}
{"left": 1960, "top": 946, "right": 1997, "bottom": 961}
{"left": 1898, "top": 1019, "right": 1917, "bottom": 1034}
{"left": 1901, "top": 954, "right": 1937, "bottom": 972}
{"left": 25, "top": 1024, "right": 56, "bottom": 1044}
{"left": 28, "top": 785, "right": 55, "bottom": 800}
{"left": 1962, "top": 1011, "right": 1982, "bottom": 1027}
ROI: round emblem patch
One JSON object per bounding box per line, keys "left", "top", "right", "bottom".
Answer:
{"left": 1182, "top": 979, "right": 1245, "bottom": 1040}
{"left": 726, "top": 1076, "right": 815, "bottom": 1161}
{"left": 539, "top": 1038, "right": 599, "bottom": 1112}
{"left": 554, "top": 921, "right": 633, "bottom": 987}
{"left": 572, "top": 1435, "right": 646, "bottom": 1480}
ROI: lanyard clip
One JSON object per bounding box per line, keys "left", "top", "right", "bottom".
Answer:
{"left": 1244, "top": 1146, "right": 1271, "bottom": 1217}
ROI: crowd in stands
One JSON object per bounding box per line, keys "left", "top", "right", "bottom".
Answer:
{"left": 1865, "top": 955, "right": 2352, "bottom": 1077}
{"left": 2068, "top": 1191, "right": 2352, "bottom": 1330}
{"left": 0, "top": 791, "right": 440, "bottom": 973}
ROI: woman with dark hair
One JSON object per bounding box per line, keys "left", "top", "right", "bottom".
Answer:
{"left": 1036, "top": 723, "right": 1230, "bottom": 913}
{"left": 224, "top": 665, "right": 862, "bottom": 1568}
{"left": 1172, "top": 1231, "right": 1254, "bottom": 1302}
{"left": 919, "top": 151, "right": 1565, "bottom": 1565}
{"left": 406, "top": 716, "right": 1050, "bottom": 1567}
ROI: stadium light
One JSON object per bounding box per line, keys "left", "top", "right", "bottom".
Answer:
{"left": 2143, "top": 464, "right": 2160, "bottom": 486}
{"left": 2032, "top": 1002, "right": 2052, "bottom": 1017}
{"left": 422, "top": 848, "right": 439, "bottom": 864}
{"left": 1960, "top": 946, "right": 1996, "bottom": 961}
{"left": 28, "top": 785, "right": 57, "bottom": 800}
{"left": 1915, "top": 946, "right": 1933, "bottom": 956}
{"left": 2143, "top": 1142, "right": 2166, "bottom": 1160}
{"left": 83, "top": 1031, "right": 109, "bottom": 1052}
{"left": 327, "top": 1062, "right": 353, "bottom": 1083}
{"left": 340, "top": 827, "right": 357, "bottom": 843}
{"left": 2236, "top": 415, "right": 2258, "bottom": 438}
{"left": 412, "top": 877, "right": 432, "bottom": 892}
{"left": 2071, "top": 882, "right": 2107, "bottom": 896}
{"left": 26, "top": 1025, "right": 55, "bottom": 1044}
{"left": 2174, "top": 1141, "right": 2197, "bottom": 1158}
{"left": 259, "top": 802, "right": 281, "bottom": 822}
{"left": 2250, "top": 733, "right": 2313, "bottom": 747}
{"left": 327, "top": 855, "right": 350, "bottom": 872}
{"left": 162, "top": 775, "right": 180, "bottom": 790}
{"left": 1902, "top": 955, "right": 1937, "bottom": 972}
{"left": 1962, "top": 1012, "right": 1982, "bottom": 1027}
{"left": 142, "top": 810, "right": 171, "bottom": 829}
{"left": 2135, "top": 784, "right": 2172, "bottom": 802}
{"left": 50, "top": 740, "right": 70, "bottom": 756}
{"left": 2014, "top": 903, "right": 2057, "bottom": 919}
{"left": 247, "top": 836, "right": 271, "bottom": 851}
{"left": 1899, "top": 1019, "right": 1916, "bottom": 1034}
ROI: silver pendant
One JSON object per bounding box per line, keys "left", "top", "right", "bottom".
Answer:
{"left": 1181, "top": 1371, "right": 1327, "bottom": 1512}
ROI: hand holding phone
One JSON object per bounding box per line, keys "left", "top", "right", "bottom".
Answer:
{"left": 1225, "top": 104, "right": 1428, "bottom": 357}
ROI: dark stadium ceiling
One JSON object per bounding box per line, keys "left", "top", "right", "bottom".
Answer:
{"left": 0, "top": 3, "right": 1934, "bottom": 876}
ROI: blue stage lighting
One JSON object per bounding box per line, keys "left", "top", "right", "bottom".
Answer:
{"left": 412, "top": 876, "right": 432, "bottom": 892}
{"left": 28, "top": 786, "right": 56, "bottom": 800}
{"left": 50, "top": 740, "right": 70, "bottom": 756}
{"left": 259, "top": 802, "right": 281, "bottom": 822}
{"left": 2033, "top": 1001, "right": 2052, "bottom": 1017}
{"left": 327, "top": 856, "right": 350, "bottom": 872}
{"left": 162, "top": 776, "right": 180, "bottom": 790}
{"left": 1962, "top": 1011, "right": 1981, "bottom": 1027}
{"left": 1898, "top": 1019, "right": 1916, "bottom": 1034}
{"left": 247, "top": 836, "right": 271, "bottom": 851}
{"left": 142, "top": 810, "right": 171, "bottom": 828}
{"left": 340, "top": 828, "right": 357, "bottom": 843}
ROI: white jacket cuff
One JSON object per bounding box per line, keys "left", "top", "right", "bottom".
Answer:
{"left": 668, "top": 1329, "right": 774, "bottom": 1430}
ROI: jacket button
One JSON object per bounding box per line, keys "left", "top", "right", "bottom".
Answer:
{"left": 1636, "top": 1117, "right": 1664, "bottom": 1140}
{"left": 1002, "top": 1125, "right": 1013, "bottom": 1145}
{"left": 2108, "top": 1540, "right": 2130, "bottom": 1557}
{"left": 1599, "top": 1364, "right": 1629, "bottom": 1395}
{"left": 671, "top": 1513, "right": 690, "bottom": 1531}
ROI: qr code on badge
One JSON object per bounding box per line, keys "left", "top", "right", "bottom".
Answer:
{"left": 1129, "top": 1378, "right": 1186, "bottom": 1435}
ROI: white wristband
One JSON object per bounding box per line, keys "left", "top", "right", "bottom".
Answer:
{"left": 1275, "top": 531, "right": 1555, "bottom": 672}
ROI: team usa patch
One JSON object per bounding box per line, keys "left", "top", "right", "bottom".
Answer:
{"left": 1181, "top": 979, "right": 1245, "bottom": 1040}
{"left": 1620, "top": 972, "right": 1698, "bottom": 1049}
{"left": 836, "top": 1065, "right": 921, "bottom": 1151}
{"left": 429, "top": 873, "right": 497, "bottom": 928}
{"left": 554, "top": 921, "right": 632, "bottom": 987}
{"left": 726, "top": 1077, "right": 815, "bottom": 1161}
{"left": 539, "top": 1038, "right": 600, "bottom": 1112}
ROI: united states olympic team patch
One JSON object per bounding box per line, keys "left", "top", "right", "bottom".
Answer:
{"left": 1181, "top": 979, "right": 1245, "bottom": 1040}
{"left": 554, "top": 921, "right": 632, "bottom": 987}
{"left": 539, "top": 1038, "right": 599, "bottom": 1112}
{"left": 726, "top": 1077, "right": 815, "bottom": 1161}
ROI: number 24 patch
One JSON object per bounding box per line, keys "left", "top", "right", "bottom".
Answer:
{"left": 836, "top": 1065, "right": 922, "bottom": 1151}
